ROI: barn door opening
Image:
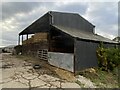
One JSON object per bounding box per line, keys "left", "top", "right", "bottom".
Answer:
{"left": 37, "top": 49, "right": 48, "bottom": 61}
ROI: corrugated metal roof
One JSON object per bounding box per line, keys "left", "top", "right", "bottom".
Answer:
{"left": 19, "top": 11, "right": 95, "bottom": 35}
{"left": 53, "top": 25, "right": 118, "bottom": 44}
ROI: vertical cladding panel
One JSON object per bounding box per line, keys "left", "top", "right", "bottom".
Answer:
{"left": 34, "top": 13, "right": 50, "bottom": 32}
{"left": 75, "top": 40, "right": 98, "bottom": 71}
{"left": 19, "top": 13, "right": 50, "bottom": 35}
{"left": 103, "top": 43, "right": 116, "bottom": 48}
{"left": 48, "top": 52, "right": 74, "bottom": 72}
{"left": 51, "top": 12, "right": 94, "bottom": 33}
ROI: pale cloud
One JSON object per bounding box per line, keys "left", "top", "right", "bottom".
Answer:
{"left": 118, "top": 2, "right": 120, "bottom": 37}
{"left": 56, "top": 2, "right": 88, "bottom": 15}
{"left": 2, "top": 18, "right": 18, "bottom": 31}
{"left": 2, "top": 2, "right": 41, "bottom": 20}
{"left": 83, "top": 2, "right": 118, "bottom": 39}
{"left": 2, "top": 0, "right": 119, "bottom": 2}
{"left": 1, "top": 1, "right": 119, "bottom": 47}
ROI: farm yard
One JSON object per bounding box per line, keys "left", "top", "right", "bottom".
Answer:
{"left": 0, "top": 53, "right": 119, "bottom": 89}
{"left": 0, "top": 53, "right": 80, "bottom": 89}
{"left": 1, "top": 1, "right": 120, "bottom": 89}
{"left": 1, "top": 11, "right": 119, "bottom": 89}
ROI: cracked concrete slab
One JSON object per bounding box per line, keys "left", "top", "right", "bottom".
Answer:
{"left": 61, "top": 82, "right": 81, "bottom": 88}
{"left": 31, "top": 78, "right": 47, "bottom": 88}
{"left": 2, "top": 68, "right": 16, "bottom": 79}
{"left": 38, "top": 74, "right": 60, "bottom": 82}
{"left": 22, "top": 73, "right": 38, "bottom": 80}
{"left": 2, "top": 80, "right": 29, "bottom": 88}
{"left": 1, "top": 53, "right": 83, "bottom": 89}
{"left": 76, "top": 75, "right": 96, "bottom": 88}
{"left": 49, "top": 81, "right": 61, "bottom": 88}
{"left": 31, "top": 88, "right": 49, "bottom": 90}
{"left": 0, "top": 69, "right": 2, "bottom": 90}
{"left": 15, "top": 76, "right": 29, "bottom": 86}
{"left": 0, "top": 69, "right": 2, "bottom": 83}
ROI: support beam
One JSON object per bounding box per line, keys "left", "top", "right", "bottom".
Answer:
{"left": 22, "top": 35, "right": 23, "bottom": 45}
{"left": 48, "top": 33, "right": 51, "bottom": 51}
{"left": 26, "top": 34, "right": 28, "bottom": 40}
{"left": 18, "top": 35, "right": 20, "bottom": 45}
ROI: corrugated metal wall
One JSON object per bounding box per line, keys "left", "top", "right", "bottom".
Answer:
{"left": 19, "top": 13, "right": 50, "bottom": 35}
{"left": 30, "top": 13, "right": 50, "bottom": 33}
{"left": 103, "top": 43, "right": 116, "bottom": 48}
{"left": 74, "top": 39, "right": 98, "bottom": 72}
{"left": 48, "top": 52, "right": 74, "bottom": 72}
{"left": 50, "top": 12, "right": 94, "bottom": 33}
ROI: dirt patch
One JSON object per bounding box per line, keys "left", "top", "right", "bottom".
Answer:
{"left": 14, "top": 55, "right": 61, "bottom": 78}
{"left": 78, "top": 68, "right": 119, "bottom": 88}
{"left": 15, "top": 55, "right": 76, "bottom": 82}
{"left": 54, "top": 68, "right": 76, "bottom": 82}
{"left": 1, "top": 53, "right": 81, "bottom": 88}
{"left": 44, "top": 64, "right": 76, "bottom": 82}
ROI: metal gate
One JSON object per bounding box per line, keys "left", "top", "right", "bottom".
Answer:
{"left": 37, "top": 49, "right": 48, "bottom": 61}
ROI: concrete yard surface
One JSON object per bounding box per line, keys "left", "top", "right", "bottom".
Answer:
{"left": 0, "top": 53, "right": 82, "bottom": 89}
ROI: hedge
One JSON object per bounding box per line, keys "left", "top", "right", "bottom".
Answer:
{"left": 96, "top": 42, "right": 120, "bottom": 71}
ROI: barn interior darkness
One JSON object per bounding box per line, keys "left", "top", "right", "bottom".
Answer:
{"left": 49, "top": 27, "right": 74, "bottom": 53}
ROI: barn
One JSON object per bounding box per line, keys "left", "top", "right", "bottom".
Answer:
{"left": 16, "top": 11, "right": 117, "bottom": 73}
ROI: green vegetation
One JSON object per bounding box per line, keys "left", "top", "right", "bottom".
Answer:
{"left": 79, "top": 42, "right": 120, "bottom": 88}
{"left": 96, "top": 42, "right": 120, "bottom": 71}
{"left": 79, "top": 68, "right": 118, "bottom": 88}
{"left": 96, "top": 42, "right": 119, "bottom": 87}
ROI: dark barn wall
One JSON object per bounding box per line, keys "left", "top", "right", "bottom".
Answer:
{"left": 49, "top": 28, "right": 74, "bottom": 53}
{"left": 74, "top": 39, "right": 98, "bottom": 72}
{"left": 19, "top": 13, "right": 50, "bottom": 35}
{"left": 50, "top": 12, "right": 94, "bottom": 33}
{"left": 103, "top": 43, "right": 116, "bottom": 48}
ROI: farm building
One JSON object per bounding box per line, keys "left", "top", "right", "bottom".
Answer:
{"left": 15, "top": 11, "right": 117, "bottom": 73}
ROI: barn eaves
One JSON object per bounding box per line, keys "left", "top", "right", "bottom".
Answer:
{"left": 19, "top": 11, "right": 117, "bottom": 44}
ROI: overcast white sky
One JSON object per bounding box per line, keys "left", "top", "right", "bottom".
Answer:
{"left": 1, "top": 0, "right": 119, "bottom": 47}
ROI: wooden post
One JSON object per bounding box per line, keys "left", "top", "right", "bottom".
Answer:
{"left": 22, "top": 35, "right": 23, "bottom": 45}
{"left": 48, "top": 33, "right": 51, "bottom": 51}
{"left": 18, "top": 35, "right": 20, "bottom": 45}
{"left": 26, "top": 34, "right": 28, "bottom": 40}
{"left": 74, "top": 38, "right": 77, "bottom": 75}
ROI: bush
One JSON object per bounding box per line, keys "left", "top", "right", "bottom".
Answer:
{"left": 96, "top": 42, "right": 120, "bottom": 71}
